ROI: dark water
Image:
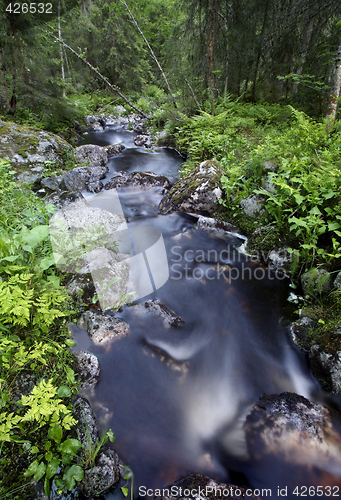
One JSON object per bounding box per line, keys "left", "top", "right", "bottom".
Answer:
{"left": 74, "top": 125, "right": 341, "bottom": 498}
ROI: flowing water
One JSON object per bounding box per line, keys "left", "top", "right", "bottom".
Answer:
{"left": 74, "top": 124, "right": 341, "bottom": 498}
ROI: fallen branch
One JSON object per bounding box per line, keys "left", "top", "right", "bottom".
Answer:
{"left": 184, "top": 77, "right": 202, "bottom": 111}
{"left": 44, "top": 30, "right": 151, "bottom": 120}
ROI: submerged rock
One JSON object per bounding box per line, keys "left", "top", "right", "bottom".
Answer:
{"left": 77, "top": 310, "right": 131, "bottom": 344}
{"left": 132, "top": 299, "right": 184, "bottom": 328}
{"left": 159, "top": 160, "right": 225, "bottom": 216}
{"left": 105, "top": 170, "right": 171, "bottom": 193}
{"left": 104, "top": 143, "right": 125, "bottom": 156}
{"left": 244, "top": 392, "right": 341, "bottom": 487}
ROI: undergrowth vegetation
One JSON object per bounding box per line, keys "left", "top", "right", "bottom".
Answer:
{"left": 0, "top": 158, "right": 98, "bottom": 498}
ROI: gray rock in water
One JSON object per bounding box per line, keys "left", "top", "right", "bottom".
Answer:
{"left": 104, "top": 144, "right": 125, "bottom": 157}
{"left": 195, "top": 215, "right": 240, "bottom": 237}
{"left": 244, "top": 392, "right": 341, "bottom": 486}
{"left": 134, "top": 134, "right": 153, "bottom": 148}
{"left": 289, "top": 316, "right": 315, "bottom": 349}
{"left": 75, "top": 144, "right": 108, "bottom": 169}
{"left": 132, "top": 299, "right": 184, "bottom": 328}
{"left": 79, "top": 448, "right": 120, "bottom": 498}
{"left": 87, "top": 180, "right": 104, "bottom": 193}
{"left": 301, "top": 267, "right": 332, "bottom": 297}
{"left": 159, "top": 159, "right": 225, "bottom": 216}
{"left": 78, "top": 310, "right": 131, "bottom": 344}
{"left": 62, "top": 165, "right": 108, "bottom": 191}
{"left": 73, "top": 350, "right": 100, "bottom": 391}
{"left": 240, "top": 194, "right": 264, "bottom": 217}
{"left": 105, "top": 170, "right": 171, "bottom": 193}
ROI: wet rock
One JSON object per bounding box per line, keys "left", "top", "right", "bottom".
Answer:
{"left": 79, "top": 448, "right": 120, "bottom": 498}
{"left": 0, "top": 121, "right": 71, "bottom": 175}
{"left": 156, "top": 473, "right": 260, "bottom": 500}
{"left": 66, "top": 273, "right": 97, "bottom": 306}
{"left": 267, "top": 248, "right": 292, "bottom": 274}
{"left": 132, "top": 300, "right": 184, "bottom": 328}
{"left": 195, "top": 215, "right": 240, "bottom": 237}
{"left": 309, "top": 345, "right": 341, "bottom": 394}
{"left": 105, "top": 170, "right": 171, "bottom": 192}
{"left": 12, "top": 371, "right": 37, "bottom": 405}
{"left": 73, "top": 350, "right": 100, "bottom": 391}
{"left": 289, "top": 316, "right": 315, "bottom": 349}
{"left": 75, "top": 144, "right": 108, "bottom": 169}
{"left": 134, "top": 134, "right": 153, "bottom": 148}
{"left": 87, "top": 180, "right": 104, "bottom": 193}
{"left": 84, "top": 115, "right": 104, "bottom": 131}
{"left": 44, "top": 190, "right": 84, "bottom": 209}
{"left": 17, "top": 166, "right": 45, "bottom": 185}
{"left": 244, "top": 392, "right": 341, "bottom": 487}
{"left": 73, "top": 396, "right": 100, "bottom": 447}
{"left": 104, "top": 143, "right": 125, "bottom": 156}
{"left": 41, "top": 174, "right": 63, "bottom": 192}
{"left": 301, "top": 267, "right": 332, "bottom": 297}
{"left": 61, "top": 165, "right": 108, "bottom": 191}
{"left": 77, "top": 310, "right": 131, "bottom": 344}
{"left": 240, "top": 194, "right": 265, "bottom": 217}
{"left": 159, "top": 160, "right": 225, "bottom": 216}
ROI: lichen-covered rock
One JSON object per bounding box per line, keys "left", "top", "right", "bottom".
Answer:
{"left": 73, "top": 350, "right": 100, "bottom": 390}
{"left": 301, "top": 267, "right": 332, "bottom": 297}
{"left": 73, "top": 397, "right": 100, "bottom": 448}
{"left": 244, "top": 392, "right": 341, "bottom": 487}
{"left": 195, "top": 215, "right": 240, "bottom": 237}
{"left": 87, "top": 180, "right": 104, "bottom": 193}
{"left": 0, "top": 121, "right": 71, "bottom": 179}
{"left": 104, "top": 143, "right": 125, "bottom": 157}
{"left": 77, "top": 310, "right": 131, "bottom": 344}
{"left": 134, "top": 134, "right": 153, "bottom": 148}
{"left": 309, "top": 345, "right": 341, "bottom": 394}
{"left": 79, "top": 448, "right": 120, "bottom": 498}
{"left": 75, "top": 144, "right": 108, "bottom": 169}
{"left": 61, "top": 165, "right": 108, "bottom": 191}
{"left": 105, "top": 170, "right": 171, "bottom": 192}
{"left": 44, "top": 190, "right": 84, "bottom": 209}
{"left": 41, "top": 174, "right": 63, "bottom": 192}
{"left": 240, "top": 194, "right": 265, "bottom": 217}
{"left": 159, "top": 160, "right": 225, "bottom": 216}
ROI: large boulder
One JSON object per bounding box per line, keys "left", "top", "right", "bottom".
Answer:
{"left": 74, "top": 144, "right": 108, "bottom": 169}
{"left": 0, "top": 121, "right": 72, "bottom": 183}
{"left": 244, "top": 392, "right": 341, "bottom": 489}
{"left": 105, "top": 171, "right": 171, "bottom": 193}
{"left": 159, "top": 160, "right": 225, "bottom": 216}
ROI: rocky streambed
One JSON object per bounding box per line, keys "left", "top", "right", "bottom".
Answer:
{"left": 2, "top": 112, "right": 341, "bottom": 499}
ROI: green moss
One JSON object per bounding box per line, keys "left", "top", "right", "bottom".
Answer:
{"left": 17, "top": 149, "right": 28, "bottom": 158}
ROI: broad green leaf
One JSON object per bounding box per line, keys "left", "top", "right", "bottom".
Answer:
{"left": 63, "top": 465, "right": 84, "bottom": 490}
{"left": 57, "top": 386, "right": 71, "bottom": 398}
{"left": 310, "top": 206, "right": 322, "bottom": 216}
{"left": 64, "top": 339, "right": 76, "bottom": 347}
{"left": 48, "top": 422, "right": 63, "bottom": 444}
{"left": 328, "top": 221, "right": 341, "bottom": 231}
{"left": 59, "top": 438, "right": 82, "bottom": 455}
{"left": 121, "top": 487, "right": 129, "bottom": 497}
{"left": 294, "top": 193, "right": 304, "bottom": 205}
{"left": 46, "top": 457, "right": 60, "bottom": 479}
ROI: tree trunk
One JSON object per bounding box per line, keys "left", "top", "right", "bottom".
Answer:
{"left": 251, "top": 0, "right": 269, "bottom": 101}
{"left": 325, "top": 34, "right": 341, "bottom": 124}
{"left": 119, "top": 0, "right": 177, "bottom": 108}
{"left": 291, "top": 17, "right": 314, "bottom": 97}
{"left": 58, "top": 0, "right": 65, "bottom": 96}
{"left": 0, "top": 48, "right": 9, "bottom": 113}
{"left": 208, "top": 0, "right": 216, "bottom": 115}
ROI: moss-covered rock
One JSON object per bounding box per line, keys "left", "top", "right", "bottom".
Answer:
{"left": 159, "top": 159, "right": 225, "bottom": 216}
{"left": 0, "top": 120, "right": 72, "bottom": 183}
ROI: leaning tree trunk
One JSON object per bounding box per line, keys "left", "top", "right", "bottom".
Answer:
{"left": 325, "top": 35, "right": 341, "bottom": 124}
{"left": 58, "top": 0, "right": 65, "bottom": 96}
{"left": 0, "top": 48, "right": 9, "bottom": 113}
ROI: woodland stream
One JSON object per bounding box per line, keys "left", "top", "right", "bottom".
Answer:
{"left": 72, "top": 124, "right": 339, "bottom": 498}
